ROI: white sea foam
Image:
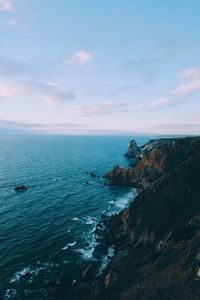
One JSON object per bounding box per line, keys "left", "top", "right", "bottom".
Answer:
{"left": 9, "top": 263, "right": 55, "bottom": 284}
{"left": 85, "top": 216, "right": 96, "bottom": 225}
{"left": 4, "top": 289, "right": 17, "bottom": 299}
{"left": 62, "top": 245, "right": 69, "bottom": 250}
{"left": 115, "top": 190, "right": 135, "bottom": 210}
{"left": 10, "top": 267, "right": 31, "bottom": 283}
{"left": 98, "top": 246, "right": 115, "bottom": 275}
{"left": 68, "top": 241, "right": 76, "bottom": 247}
{"left": 106, "top": 189, "right": 137, "bottom": 217}
{"left": 74, "top": 190, "right": 136, "bottom": 262}
{"left": 72, "top": 217, "right": 80, "bottom": 221}
{"left": 76, "top": 228, "right": 99, "bottom": 260}
{"left": 62, "top": 241, "right": 77, "bottom": 250}
{"left": 76, "top": 243, "right": 97, "bottom": 260}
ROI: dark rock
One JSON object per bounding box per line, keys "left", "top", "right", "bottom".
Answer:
{"left": 81, "top": 263, "right": 97, "bottom": 282}
{"left": 86, "top": 171, "right": 97, "bottom": 178}
{"left": 124, "top": 139, "right": 140, "bottom": 158}
{"left": 14, "top": 185, "right": 28, "bottom": 192}
{"left": 90, "top": 172, "right": 96, "bottom": 178}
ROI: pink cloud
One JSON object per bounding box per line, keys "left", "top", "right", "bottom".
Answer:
{"left": 178, "top": 69, "right": 200, "bottom": 81}
{"left": 0, "top": 81, "right": 74, "bottom": 105}
{"left": 148, "top": 97, "right": 173, "bottom": 109}
{"left": 71, "top": 100, "right": 144, "bottom": 116}
{"left": 148, "top": 68, "right": 200, "bottom": 110}
{"left": 171, "top": 69, "right": 200, "bottom": 97}
{"left": 0, "top": 0, "right": 13, "bottom": 11}
{"left": 64, "top": 50, "right": 92, "bottom": 65}
{"left": 171, "top": 80, "right": 200, "bottom": 97}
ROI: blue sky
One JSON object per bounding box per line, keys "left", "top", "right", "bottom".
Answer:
{"left": 0, "top": 0, "right": 200, "bottom": 135}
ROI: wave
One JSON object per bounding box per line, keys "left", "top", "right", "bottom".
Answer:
{"left": 62, "top": 241, "right": 77, "bottom": 250}
{"left": 10, "top": 267, "right": 31, "bottom": 283}
{"left": 84, "top": 216, "right": 96, "bottom": 225}
{"left": 75, "top": 237, "right": 99, "bottom": 260}
{"left": 75, "top": 219, "right": 100, "bottom": 260}
{"left": 4, "top": 289, "right": 17, "bottom": 299}
{"left": 115, "top": 189, "right": 136, "bottom": 210}
{"left": 72, "top": 217, "right": 80, "bottom": 221}
{"left": 9, "top": 262, "right": 56, "bottom": 284}
{"left": 98, "top": 246, "right": 115, "bottom": 275}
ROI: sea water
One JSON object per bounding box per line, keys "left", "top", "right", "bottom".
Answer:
{"left": 0, "top": 134, "right": 149, "bottom": 299}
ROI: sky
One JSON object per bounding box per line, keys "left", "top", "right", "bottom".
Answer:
{"left": 0, "top": 0, "right": 200, "bottom": 135}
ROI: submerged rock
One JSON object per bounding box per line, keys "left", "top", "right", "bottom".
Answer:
{"left": 14, "top": 185, "right": 28, "bottom": 192}
{"left": 86, "top": 171, "right": 97, "bottom": 178}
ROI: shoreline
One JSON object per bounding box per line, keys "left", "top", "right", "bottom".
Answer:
{"left": 72, "top": 136, "right": 200, "bottom": 300}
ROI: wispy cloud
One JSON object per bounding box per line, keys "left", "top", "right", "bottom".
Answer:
{"left": 71, "top": 100, "right": 127, "bottom": 116}
{"left": 71, "top": 100, "right": 144, "bottom": 116}
{"left": 70, "top": 67, "right": 200, "bottom": 116}
{"left": 0, "top": 0, "right": 13, "bottom": 11}
{"left": 171, "top": 69, "right": 200, "bottom": 97}
{"left": 147, "top": 97, "right": 172, "bottom": 109}
{"left": 7, "top": 18, "right": 17, "bottom": 26}
{"left": 178, "top": 69, "right": 200, "bottom": 80}
{"left": 64, "top": 50, "right": 92, "bottom": 65}
{"left": 148, "top": 68, "right": 200, "bottom": 110}
{"left": 0, "top": 81, "right": 75, "bottom": 105}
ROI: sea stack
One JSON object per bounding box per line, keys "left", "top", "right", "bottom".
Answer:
{"left": 124, "top": 139, "right": 140, "bottom": 158}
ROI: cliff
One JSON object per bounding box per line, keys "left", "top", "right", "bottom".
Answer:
{"left": 81, "top": 137, "right": 200, "bottom": 300}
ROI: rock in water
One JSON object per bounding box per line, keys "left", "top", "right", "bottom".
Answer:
{"left": 14, "top": 185, "right": 28, "bottom": 192}
{"left": 124, "top": 140, "right": 140, "bottom": 158}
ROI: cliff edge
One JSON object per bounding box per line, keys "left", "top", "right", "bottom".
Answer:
{"left": 82, "top": 137, "right": 200, "bottom": 300}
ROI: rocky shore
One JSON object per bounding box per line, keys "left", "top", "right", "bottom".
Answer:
{"left": 45, "top": 137, "right": 200, "bottom": 299}
{"left": 76, "top": 136, "right": 200, "bottom": 300}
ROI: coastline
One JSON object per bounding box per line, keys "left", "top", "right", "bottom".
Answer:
{"left": 6, "top": 136, "right": 200, "bottom": 299}
{"left": 71, "top": 136, "right": 200, "bottom": 300}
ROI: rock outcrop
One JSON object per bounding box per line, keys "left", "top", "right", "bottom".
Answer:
{"left": 106, "top": 137, "right": 200, "bottom": 188}
{"left": 79, "top": 137, "right": 200, "bottom": 300}
{"left": 124, "top": 139, "right": 140, "bottom": 158}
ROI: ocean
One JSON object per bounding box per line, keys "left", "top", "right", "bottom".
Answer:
{"left": 0, "top": 134, "right": 149, "bottom": 299}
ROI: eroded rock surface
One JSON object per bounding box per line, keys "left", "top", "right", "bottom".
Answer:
{"left": 54, "top": 137, "right": 200, "bottom": 300}
{"left": 80, "top": 137, "right": 200, "bottom": 300}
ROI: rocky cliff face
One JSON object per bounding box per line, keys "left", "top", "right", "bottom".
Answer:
{"left": 81, "top": 137, "right": 200, "bottom": 300}
{"left": 106, "top": 138, "right": 200, "bottom": 188}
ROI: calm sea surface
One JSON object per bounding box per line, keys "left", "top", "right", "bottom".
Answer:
{"left": 0, "top": 135, "right": 149, "bottom": 299}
